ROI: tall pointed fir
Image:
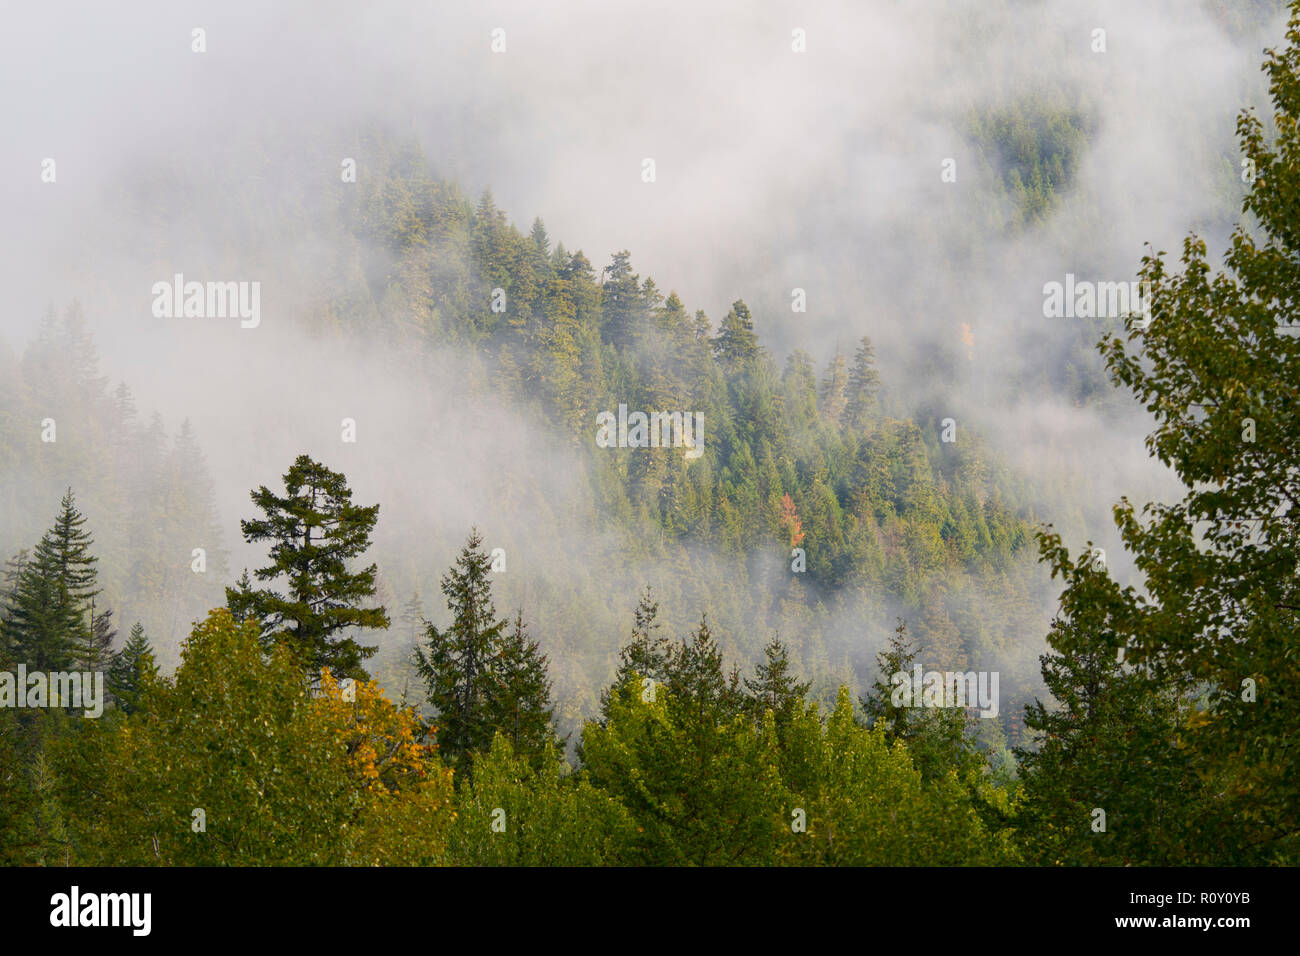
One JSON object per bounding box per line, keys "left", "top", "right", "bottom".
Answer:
{"left": 599, "top": 587, "right": 673, "bottom": 721}
{"left": 3, "top": 490, "right": 100, "bottom": 671}
{"left": 107, "top": 622, "right": 160, "bottom": 715}
{"left": 415, "top": 529, "right": 508, "bottom": 779}
{"left": 491, "top": 611, "right": 562, "bottom": 771}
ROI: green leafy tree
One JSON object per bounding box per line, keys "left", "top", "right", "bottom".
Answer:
{"left": 782, "top": 688, "right": 1018, "bottom": 865}
{"left": 1036, "top": 12, "right": 1300, "bottom": 863}
{"left": 225, "top": 455, "right": 389, "bottom": 681}
{"left": 1015, "top": 612, "right": 1202, "bottom": 865}
{"left": 450, "top": 735, "right": 634, "bottom": 865}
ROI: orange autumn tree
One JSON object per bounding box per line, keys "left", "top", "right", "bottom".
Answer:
{"left": 316, "top": 668, "right": 456, "bottom": 865}
{"left": 779, "top": 493, "right": 805, "bottom": 549}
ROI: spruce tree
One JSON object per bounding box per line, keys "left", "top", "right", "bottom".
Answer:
{"left": 106, "top": 622, "right": 159, "bottom": 715}
{"left": 744, "top": 637, "right": 811, "bottom": 727}
{"left": 415, "top": 529, "right": 508, "bottom": 779}
{"left": 710, "top": 300, "right": 760, "bottom": 366}
{"left": 225, "top": 455, "right": 389, "bottom": 681}
{"left": 491, "top": 611, "right": 562, "bottom": 770}
{"left": 3, "top": 491, "right": 99, "bottom": 671}
{"left": 599, "top": 587, "right": 673, "bottom": 721}
{"left": 843, "top": 335, "right": 881, "bottom": 429}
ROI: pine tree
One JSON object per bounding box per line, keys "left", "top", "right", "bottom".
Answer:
{"left": 74, "top": 600, "right": 117, "bottom": 672}
{"left": 843, "top": 335, "right": 881, "bottom": 429}
{"left": 0, "top": 550, "right": 29, "bottom": 665}
{"left": 711, "top": 300, "right": 760, "bottom": 366}
{"left": 399, "top": 591, "right": 425, "bottom": 646}
{"left": 225, "top": 455, "right": 389, "bottom": 681}
{"left": 599, "top": 587, "right": 673, "bottom": 721}
{"left": 666, "top": 615, "right": 741, "bottom": 723}
{"left": 107, "top": 622, "right": 159, "bottom": 715}
{"left": 743, "top": 637, "right": 811, "bottom": 726}
{"left": 860, "top": 619, "right": 977, "bottom": 783}
{"left": 490, "top": 611, "right": 562, "bottom": 770}
{"left": 227, "top": 569, "right": 257, "bottom": 624}
{"left": 819, "top": 350, "right": 848, "bottom": 424}
{"left": 861, "top": 619, "right": 918, "bottom": 739}
{"left": 3, "top": 491, "right": 99, "bottom": 671}
{"left": 415, "top": 529, "right": 508, "bottom": 779}
{"left": 600, "top": 250, "right": 644, "bottom": 348}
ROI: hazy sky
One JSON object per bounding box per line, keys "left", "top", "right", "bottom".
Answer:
{"left": 0, "top": 0, "right": 1288, "bottom": 692}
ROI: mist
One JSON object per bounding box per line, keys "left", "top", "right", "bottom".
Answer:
{"left": 0, "top": 0, "right": 1287, "bottom": 734}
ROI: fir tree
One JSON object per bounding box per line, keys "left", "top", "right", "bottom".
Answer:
{"left": 819, "top": 350, "right": 848, "bottom": 424}
{"left": 3, "top": 490, "right": 99, "bottom": 671}
{"left": 843, "top": 335, "right": 881, "bottom": 429}
{"left": 490, "top": 611, "right": 562, "bottom": 771}
{"left": 744, "top": 637, "right": 811, "bottom": 726}
{"left": 415, "top": 528, "right": 508, "bottom": 779}
{"left": 74, "top": 600, "right": 117, "bottom": 672}
{"left": 225, "top": 455, "right": 390, "bottom": 681}
{"left": 860, "top": 619, "right": 977, "bottom": 783}
{"left": 107, "top": 622, "right": 159, "bottom": 715}
{"left": 711, "top": 300, "right": 760, "bottom": 366}
{"left": 599, "top": 587, "right": 672, "bottom": 721}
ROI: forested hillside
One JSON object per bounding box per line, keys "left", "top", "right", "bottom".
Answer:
{"left": 1, "top": 0, "right": 1295, "bottom": 869}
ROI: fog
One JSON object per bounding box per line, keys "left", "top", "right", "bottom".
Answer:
{"left": 0, "top": 0, "right": 1286, "bottom": 725}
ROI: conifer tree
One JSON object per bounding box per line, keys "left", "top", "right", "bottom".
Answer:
{"left": 860, "top": 619, "right": 977, "bottom": 783}
{"left": 491, "top": 611, "right": 563, "bottom": 770}
{"left": 3, "top": 490, "right": 99, "bottom": 671}
{"left": 744, "top": 637, "right": 811, "bottom": 727}
{"left": 225, "top": 455, "right": 389, "bottom": 681}
{"left": 843, "top": 335, "right": 881, "bottom": 429}
{"left": 1016, "top": 615, "right": 1199, "bottom": 864}
{"left": 107, "top": 622, "right": 159, "bottom": 715}
{"left": 74, "top": 600, "right": 117, "bottom": 672}
{"left": 399, "top": 591, "right": 425, "bottom": 645}
{"left": 415, "top": 529, "right": 508, "bottom": 779}
{"left": 599, "top": 587, "right": 672, "bottom": 721}
{"left": 819, "top": 350, "right": 849, "bottom": 424}
{"left": 666, "top": 615, "right": 742, "bottom": 723}
{"left": 600, "top": 250, "right": 644, "bottom": 347}
{"left": 711, "top": 300, "right": 760, "bottom": 366}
